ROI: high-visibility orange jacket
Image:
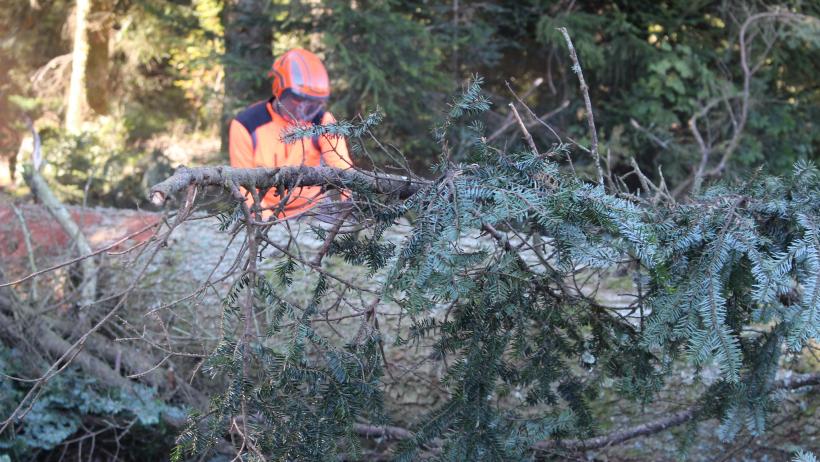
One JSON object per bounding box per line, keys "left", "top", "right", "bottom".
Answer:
{"left": 228, "top": 98, "right": 352, "bottom": 218}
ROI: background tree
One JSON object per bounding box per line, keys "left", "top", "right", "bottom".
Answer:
{"left": 221, "top": 0, "right": 273, "bottom": 150}
{"left": 2, "top": 1, "right": 818, "bottom": 194}
{"left": 65, "top": 0, "right": 91, "bottom": 132}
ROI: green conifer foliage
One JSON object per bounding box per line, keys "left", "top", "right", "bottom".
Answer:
{"left": 171, "top": 78, "right": 819, "bottom": 460}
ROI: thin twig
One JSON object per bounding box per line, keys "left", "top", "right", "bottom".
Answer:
{"left": 503, "top": 81, "right": 566, "bottom": 145}
{"left": 310, "top": 207, "right": 354, "bottom": 267}
{"left": 10, "top": 204, "right": 38, "bottom": 300}
{"left": 0, "top": 220, "right": 160, "bottom": 289}
{"left": 686, "top": 11, "right": 810, "bottom": 195}
{"left": 509, "top": 103, "right": 539, "bottom": 156}
{"left": 557, "top": 27, "right": 604, "bottom": 186}
{"left": 0, "top": 218, "right": 178, "bottom": 433}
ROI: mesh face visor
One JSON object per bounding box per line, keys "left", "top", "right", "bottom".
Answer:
{"left": 277, "top": 91, "right": 326, "bottom": 122}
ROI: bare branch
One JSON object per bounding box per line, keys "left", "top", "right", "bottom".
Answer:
{"left": 504, "top": 81, "right": 567, "bottom": 146}
{"left": 629, "top": 118, "right": 669, "bottom": 150}
{"left": 509, "top": 103, "right": 539, "bottom": 156}
{"left": 149, "top": 166, "right": 428, "bottom": 207}
{"left": 557, "top": 27, "right": 604, "bottom": 186}
{"left": 0, "top": 219, "right": 177, "bottom": 434}
{"left": 10, "top": 204, "right": 38, "bottom": 299}
{"left": 685, "top": 11, "right": 813, "bottom": 195}
{"left": 688, "top": 98, "right": 722, "bottom": 194}
{"left": 0, "top": 220, "right": 159, "bottom": 289}
{"left": 310, "top": 207, "right": 355, "bottom": 267}
{"left": 487, "top": 89, "right": 568, "bottom": 143}
{"left": 709, "top": 10, "right": 805, "bottom": 176}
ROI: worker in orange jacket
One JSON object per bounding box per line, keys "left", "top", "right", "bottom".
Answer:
{"left": 228, "top": 49, "right": 352, "bottom": 219}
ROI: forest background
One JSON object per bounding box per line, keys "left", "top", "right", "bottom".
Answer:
{"left": 3, "top": 0, "right": 818, "bottom": 201}
{"left": 1, "top": 0, "right": 819, "bottom": 461}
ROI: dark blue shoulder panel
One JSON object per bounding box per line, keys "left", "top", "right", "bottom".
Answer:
{"left": 235, "top": 100, "right": 273, "bottom": 135}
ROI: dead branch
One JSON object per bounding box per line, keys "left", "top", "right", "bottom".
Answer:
{"left": 710, "top": 11, "right": 802, "bottom": 175}
{"left": 23, "top": 168, "right": 97, "bottom": 308}
{"left": 0, "top": 292, "right": 197, "bottom": 426}
{"left": 508, "top": 103, "right": 540, "bottom": 156}
{"left": 0, "top": 218, "right": 177, "bottom": 434}
{"left": 558, "top": 27, "right": 604, "bottom": 186}
{"left": 488, "top": 100, "right": 568, "bottom": 143}
{"left": 10, "top": 204, "right": 38, "bottom": 300}
{"left": 487, "top": 76, "right": 567, "bottom": 143}
{"left": 504, "top": 81, "right": 566, "bottom": 146}
{"left": 149, "top": 166, "right": 428, "bottom": 207}
{"left": 629, "top": 118, "right": 669, "bottom": 150}
{"left": 311, "top": 207, "right": 355, "bottom": 267}
{"left": 30, "top": 53, "right": 72, "bottom": 100}
{"left": 533, "top": 372, "right": 820, "bottom": 451}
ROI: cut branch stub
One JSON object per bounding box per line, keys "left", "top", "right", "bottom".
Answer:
{"left": 149, "top": 165, "right": 427, "bottom": 206}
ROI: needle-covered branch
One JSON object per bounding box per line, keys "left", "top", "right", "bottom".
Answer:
{"left": 532, "top": 372, "right": 820, "bottom": 451}
{"left": 351, "top": 373, "right": 819, "bottom": 452}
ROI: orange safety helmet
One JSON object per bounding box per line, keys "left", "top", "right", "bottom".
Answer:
{"left": 269, "top": 49, "right": 331, "bottom": 100}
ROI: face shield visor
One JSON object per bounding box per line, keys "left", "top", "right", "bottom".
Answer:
{"left": 277, "top": 91, "right": 327, "bottom": 122}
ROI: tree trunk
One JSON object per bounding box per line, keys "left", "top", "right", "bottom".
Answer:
{"left": 86, "top": 0, "right": 113, "bottom": 115}
{"left": 220, "top": 0, "right": 273, "bottom": 153}
{"left": 0, "top": 83, "right": 20, "bottom": 187}
{"left": 65, "top": 0, "right": 91, "bottom": 132}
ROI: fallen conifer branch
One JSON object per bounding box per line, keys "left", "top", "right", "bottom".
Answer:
{"left": 352, "top": 372, "right": 820, "bottom": 453}
{"left": 533, "top": 372, "right": 820, "bottom": 451}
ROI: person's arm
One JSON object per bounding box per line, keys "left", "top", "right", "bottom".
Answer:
{"left": 228, "top": 119, "right": 255, "bottom": 169}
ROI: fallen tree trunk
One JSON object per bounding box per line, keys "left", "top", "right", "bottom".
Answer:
{"left": 23, "top": 166, "right": 97, "bottom": 310}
